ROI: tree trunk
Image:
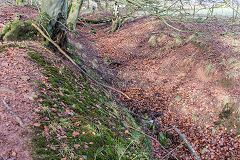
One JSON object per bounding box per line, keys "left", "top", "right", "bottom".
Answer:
{"left": 111, "top": 2, "right": 121, "bottom": 32}
{"left": 105, "top": 0, "right": 109, "bottom": 11}
{"left": 41, "top": 0, "right": 68, "bottom": 47}
{"left": 66, "top": 0, "right": 84, "bottom": 30}
{"left": 93, "top": 0, "right": 103, "bottom": 11}
{"left": 16, "top": 0, "right": 23, "bottom": 6}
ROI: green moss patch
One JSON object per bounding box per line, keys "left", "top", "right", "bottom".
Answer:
{"left": 0, "top": 20, "right": 37, "bottom": 41}
{"left": 28, "top": 51, "right": 152, "bottom": 159}
{"left": 0, "top": 12, "right": 50, "bottom": 41}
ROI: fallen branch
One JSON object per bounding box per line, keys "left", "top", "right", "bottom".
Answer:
{"left": 161, "top": 142, "right": 183, "bottom": 160}
{"left": 2, "top": 100, "right": 27, "bottom": 130}
{"left": 78, "top": 17, "right": 112, "bottom": 24}
{"left": 172, "top": 126, "right": 201, "bottom": 160}
{"left": 127, "top": 125, "right": 163, "bottom": 147}
{"left": 127, "top": 125, "right": 179, "bottom": 160}
{"left": 32, "top": 23, "right": 130, "bottom": 99}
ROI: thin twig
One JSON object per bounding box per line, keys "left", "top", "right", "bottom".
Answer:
{"left": 126, "top": 0, "right": 191, "bottom": 33}
{"left": 55, "top": 138, "right": 65, "bottom": 157}
{"left": 127, "top": 125, "right": 179, "bottom": 160}
{"left": 119, "top": 140, "right": 136, "bottom": 160}
{"left": 161, "top": 142, "right": 183, "bottom": 160}
{"left": 32, "top": 23, "right": 130, "bottom": 99}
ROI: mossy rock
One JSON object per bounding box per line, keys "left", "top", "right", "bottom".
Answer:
{"left": 0, "top": 20, "right": 37, "bottom": 41}
{"left": 0, "top": 12, "right": 50, "bottom": 41}
{"left": 148, "top": 35, "right": 157, "bottom": 48}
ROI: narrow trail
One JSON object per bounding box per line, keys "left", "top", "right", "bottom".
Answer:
{"left": 0, "top": 44, "right": 43, "bottom": 160}
{"left": 0, "top": 7, "right": 40, "bottom": 159}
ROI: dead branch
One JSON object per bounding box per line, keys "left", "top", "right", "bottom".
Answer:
{"left": 32, "top": 23, "right": 130, "bottom": 99}
{"left": 78, "top": 17, "right": 112, "bottom": 24}
{"left": 127, "top": 125, "right": 179, "bottom": 160}
{"left": 161, "top": 142, "right": 183, "bottom": 160}
{"left": 172, "top": 126, "right": 201, "bottom": 160}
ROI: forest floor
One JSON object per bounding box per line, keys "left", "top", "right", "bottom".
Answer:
{"left": 0, "top": 6, "right": 41, "bottom": 160}
{"left": 0, "top": 5, "right": 240, "bottom": 160}
{"left": 79, "top": 13, "right": 240, "bottom": 159}
{"left": 0, "top": 6, "right": 152, "bottom": 160}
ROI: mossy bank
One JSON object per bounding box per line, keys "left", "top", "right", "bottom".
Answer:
{"left": 26, "top": 49, "right": 152, "bottom": 159}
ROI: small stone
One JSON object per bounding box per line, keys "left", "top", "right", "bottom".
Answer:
{"left": 74, "top": 144, "right": 80, "bottom": 149}
{"left": 21, "top": 76, "right": 30, "bottom": 81}
{"left": 148, "top": 35, "right": 157, "bottom": 48}
{"left": 201, "top": 146, "right": 209, "bottom": 154}
{"left": 82, "top": 155, "right": 87, "bottom": 159}
{"left": 24, "top": 92, "right": 38, "bottom": 100}
{"left": 68, "top": 112, "right": 74, "bottom": 116}
{"left": 10, "top": 150, "right": 17, "bottom": 157}
{"left": 72, "top": 131, "right": 80, "bottom": 137}
{"left": 0, "top": 87, "right": 15, "bottom": 94}
{"left": 70, "top": 153, "right": 75, "bottom": 158}
{"left": 76, "top": 43, "right": 83, "bottom": 50}
{"left": 33, "top": 123, "right": 41, "bottom": 127}
{"left": 49, "top": 145, "right": 56, "bottom": 151}
{"left": 2, "top": 62, "right": 9, "bottom": 67}
{"left": 175, "top": 94, "right": 181, "bottom": 102}
{"left": 83, "top": 145, "right": 88, "bottom": 149}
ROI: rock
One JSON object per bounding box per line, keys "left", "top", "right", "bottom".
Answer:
{"left": 186, "top": 34, "right": 196, "bottom": 43}
{"left": 74, "top": 144, "right": 80, "bottom": 149}
{"left": 2, "top": 62, "right": 9, "bottom": 67}
{"left": 82, "top": 155, "right": 87, "bottom": 159}
{"left": 123, "top": 17, "right": 135, "bottom": 23}
{"left": 175, "top": 94, "right": 181, "bottom": 102}
{"left": 201, "top": 146, "right": 210, "bottom": 154}
{"left": 20, "top": 76, "right": 30, "bottom": 81}
{"left": 0, "top": 87, "right": 15, "bottom": 94}
{"left": 76, "top": 42, "right": 83, "bottom": 50}
{"left": 83, "top": 144, "right": 88, "bottom": 149}
{"left": 148, "top": 35, "right": 157, "bottom": 48}
{"left": 157, "top": 35, "right": 167, "bottom": 43}
{"left": 24, "top": 92, "right": 38, "bottom": 100}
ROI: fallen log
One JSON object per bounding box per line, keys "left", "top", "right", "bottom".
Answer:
{"left": 78, "top": 17, "right": 112, "bottom": 24}
{"left": 172, "top": 126, "right": 201, "bottom": 160}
